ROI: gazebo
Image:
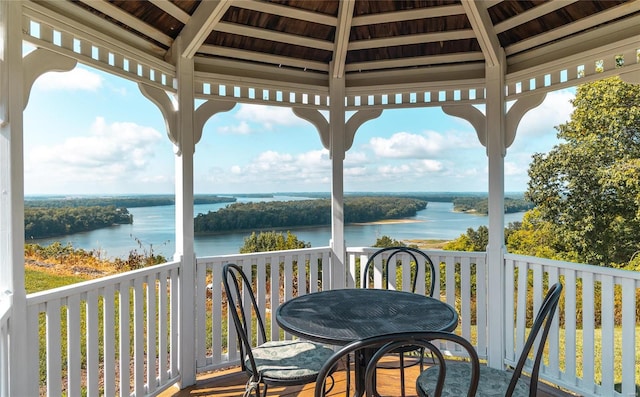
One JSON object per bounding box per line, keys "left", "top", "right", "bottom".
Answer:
{"left": 1, "top": 1, "right": 639, "bottom": 396}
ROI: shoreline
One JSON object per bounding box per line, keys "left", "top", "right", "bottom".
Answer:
{"left": 352, "top": 218, "right": 425, "bottom": 225}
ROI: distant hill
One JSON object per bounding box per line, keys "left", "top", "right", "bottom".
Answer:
{"left": 24, "top": 194, "right": 236, "bottom": 208}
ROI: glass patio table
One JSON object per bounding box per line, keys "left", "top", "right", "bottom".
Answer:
{"left": 275, "top": 288, "right": 459, "bottom": 396}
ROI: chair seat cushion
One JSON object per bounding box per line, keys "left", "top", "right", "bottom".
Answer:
{"left": 246, "top": 340, "right": 334, "bottom": 382}
{"left": 416, "top": 361, "right": 531, "bottom": 397}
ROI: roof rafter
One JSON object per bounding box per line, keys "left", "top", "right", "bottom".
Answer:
{"left": 461, "top": 0, "right": 502, "bottom": 67}
{"left": 172, "top": 0, "right": 231, "bottom": 59}
{"left": 333, "top": 0, "right": 355, "bottom": 78}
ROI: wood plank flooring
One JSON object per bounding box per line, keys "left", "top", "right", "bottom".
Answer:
{"left": 159, "top": 357, "right": 579, "bottom": 397}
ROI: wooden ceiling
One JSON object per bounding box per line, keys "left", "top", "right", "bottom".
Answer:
{"left": 27, "top": 0, "right": 640, "bottom": 105}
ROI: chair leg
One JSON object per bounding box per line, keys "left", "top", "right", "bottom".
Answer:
{"left": 345, "top": 353, "right": 351, "bottom": 396}
{"left": 399, "top": 353, "right": 406, "bottom": 397}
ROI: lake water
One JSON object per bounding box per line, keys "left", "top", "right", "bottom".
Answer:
{"left": 30, "top": 196, "right": 525, "bottom": 259}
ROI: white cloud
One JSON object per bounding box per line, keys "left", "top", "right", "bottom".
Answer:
{"left": 204, "top": 149, "right": 331, "bottom": 189}
{"left": 504, "top": 161, "right": 525, "bottom": 176}
{"left": 34, "top": 67, "right": 103, "bottom": 91}
{"left": 27, "top": 117, "right": 163, "bottom": 182}
{"left": 234, "top": 104, "right": 306, "bottom": 130}
{"left": 417, "top": 159, "right": 444, "bottom": 172}
{"left": 515, "top": 89, "right": 574, "bottom": 139}
{"left": 370, "top": 131, "right": 442, "bottom": 158}
{"left": 369, "top": 130, "right": 478, "bottom": 159}
{"left": 217, "top": 121, "right": 252, "bottom": 135}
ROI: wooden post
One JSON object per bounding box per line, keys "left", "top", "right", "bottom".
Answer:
{"left": 0, "top": 0, "right": 28, "bottom": 394}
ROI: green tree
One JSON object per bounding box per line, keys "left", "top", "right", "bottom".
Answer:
{"left": 373, "top": 235, "right": 406, "bottom": 248}
{"left": 505, "top": 208, "right": 569, "bottom": 260}
{"left": 442, "top": 225, "right": 488, "bottom": 251}
{"left": 239, "top": 231, "right": 311, "bottom": 253}
{"left": 526, "top": 77, "right": 640, "bottom": 266}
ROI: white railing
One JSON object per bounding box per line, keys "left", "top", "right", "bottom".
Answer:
{"left": 25, "top": 261, "right": 181, "bottom": 397}
{"left": 194, "top": 247, "right": 331, "bottom": 372}
{"left": 193, "top": 247, "right": 488, "bottom": 373}
{"left": 506, "top": 253, "right": 640, "bottom": 397}
{"left": 346, "top": 247, "right": 488, "bottom": 359}
{"left": 16, "top": 248, "right": 640, "bottom": 397}
{"left": 0, "top": 292, "right": 11, "bottom": 397}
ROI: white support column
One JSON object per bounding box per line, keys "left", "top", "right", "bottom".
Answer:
{"left": 173, "top": 37, "right": 196, "bottom": 387}
{"left": 0, "top": 1, "right": 28, "bottom": 395}
{"left": 328, "top": 64, "right": 346, "bottom": 289}
{"left": 293, "top": 105, "right": 382, "bottom": 289}
{"left": 485, "top": 50, "right": 507, "bottom": 369}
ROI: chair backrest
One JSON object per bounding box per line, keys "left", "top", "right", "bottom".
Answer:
{"left": 222, "top": 263, "right": 267, "bottom": 375}
{"left": 313, "top": 331, "right": 480, "bottom": 397}
{"left": 362, "top": 246, "right": 436, "bottom": 296}
{"left": 508, "top": 282, "right": 563, "bottom": 396}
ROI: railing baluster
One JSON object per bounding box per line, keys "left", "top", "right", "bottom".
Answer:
{"left": 45, "top": 299, "right": 62, "bottom": 396}
{"left": 86, "top": 289, "right": 99, "bottom": 396}
{"left": 103, "top": 285, "right": 116, "bottom": 397}
{"left": 547, "top": 267, "right": 560, "bottom": 378}
{"left": 460, "top": 256, "right": 471, "bottom": 342}
{"left": 133, "top": 278, "right": 145, "bottom": 394}
{"left": 600, "top": 275, "right": 615, "bottom": 393}
{"left": 564, "top": 270, "right": 577, "bottom": 385}
{"left": 119, "top": 281, "right": 131, "bottom": 397}
{"left": 620, "top": 278, "right": 637, "bottom": 397}
{"left": 256, "top": 258, "right": 267, "bottom": 345}
{"left": 67, "top": 294, "right": 81, "bottom": 397}
{"left": 147, "top": 275, "right": 158, "bottom": 394}
{"left": 582, "top": 272, "right": 596, "bottom": 393}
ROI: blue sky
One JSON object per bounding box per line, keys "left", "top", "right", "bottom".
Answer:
{"left": 23, "top": 63, "right": 575, "bottom": 196}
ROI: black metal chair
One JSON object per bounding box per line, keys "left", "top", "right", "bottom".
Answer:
{"left": 354, "top": 246, "right": 437, "bottom": 396}
{"left": 417, "top": 282, "right": 563, "bottom": 397}
{"left": 361, "top": 246, "right": 436, "bottom": 296}
{"left": 222, "top": 263, "right": 334, "bottom": 397}
{"left": 314, "top": 331, "right": 480, "bottom": 397}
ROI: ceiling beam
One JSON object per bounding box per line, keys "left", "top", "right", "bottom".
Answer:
{"left": 215, "top": 21, "right": 333, "bottom": 51}
{"left": 238, "top": 0, "right": 336, "bottom": 26}
{"left": 148, "top": 0, "right": 190, "bottom": 24}
{"left": 172, "top": 0, "right": 231, "bottom": 59}
{"left": 349, "top": 29, "right": 475, "bottom": 51}
{"left": 494, "top": 0, "right": 580, "bottom": 34}
{"left": 461, "top": 0, "right": 502, "bottom": 67}
{"left": 199, "top": 45, "right": 329, "bottom": 72}
{"left": 346, "top": 52, "right": 485, "bottom": 72}
{"left": 505, "top": 0, "right": 640, "bottom": 56}
{"left": 351, "top": 4, "right": 464, "bottom": 26}
{"left": 76, "top": 0, "right": 172, "bottom": 47}
{"left": 333, "top": 0, "right": 355, "bottom": 78}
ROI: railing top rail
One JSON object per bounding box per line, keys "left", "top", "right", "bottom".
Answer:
{"left": 197, "top": 246, "right": 331, "bottom": 262}
{"left": 26, "top": 260, "right": 180, "bottom": 305}
{"left": 505, "top": 252, "right": 640, "bottom": 280}
{"left": 347, "top": 246, "right": 486, "bottom": 258}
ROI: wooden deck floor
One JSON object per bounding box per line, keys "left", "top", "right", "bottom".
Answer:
{"left": 159, "top": 357, "right": 579, "bottom": 397}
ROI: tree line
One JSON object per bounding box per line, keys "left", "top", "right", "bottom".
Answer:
{"left": 449, "top": 77, "right": 640, "bottom": 270}
{"left": 194, "top": 196, "right": 428, "bottom": 233}
{"left": 452, "top": 197, "right": 534, "bottom": 214}
{"left": 24, "top": 194, "right": 235, "bottom": 208}
{"left": 25, "top": 206, "right": 132, "bottom": 239}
